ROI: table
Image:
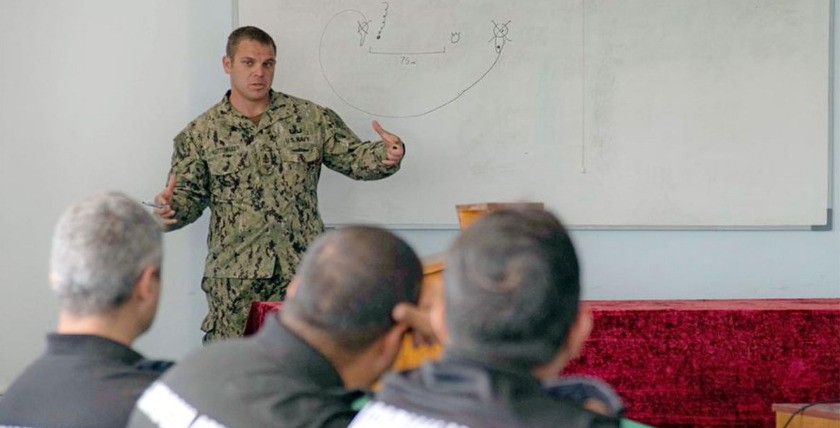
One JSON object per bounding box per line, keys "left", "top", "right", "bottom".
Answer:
{"left": 773, "top": 403, "right": 840, "bottom": 428}
{"left": 561, "top": 299, "right": 840, "bottom": 427}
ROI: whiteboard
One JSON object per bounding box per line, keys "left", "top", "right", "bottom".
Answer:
{"left": 238, "top": 0, "right": 831, "bottom": 228}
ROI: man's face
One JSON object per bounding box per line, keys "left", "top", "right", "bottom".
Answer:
{"left": 223, "top": 39, "right": 276, "bottom": 104}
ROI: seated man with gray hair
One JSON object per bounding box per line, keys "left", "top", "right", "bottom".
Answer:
{"left": 350, "top": 207, "right": 628, "bottom": 428}
{"left": 128, "top": 225, "right": 423, "bottom": 428}
{"left": 0, "top": 193, "right": 173, "bottom": 428}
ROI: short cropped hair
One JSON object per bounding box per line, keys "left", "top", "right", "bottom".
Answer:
{"left": 226, "top": 26, "right": 276, "bottom": 59}
{"left": 49, "top": 192, "right": 162, "bottom": 315}
{"left": 283, "top": 226, "right": 423, "bottom": 351}
{"left": 444, "top": 207, "right": 580, "bottom": 367}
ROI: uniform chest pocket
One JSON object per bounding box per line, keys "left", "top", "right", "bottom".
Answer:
{"left": 206, "top": 150, "right": 251, "bottom": 201}
{"left": 279, "top": 145, "right": 320, "bottom": 164}
{"left": 207, "top": 150, "right": 250, "bottom": 175}
{"left": 278, "top": 146, "right": 321, "bottom": 188}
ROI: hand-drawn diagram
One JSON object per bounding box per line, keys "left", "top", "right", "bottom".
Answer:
{"left": 356, "top": 19, "right": 371, "bottom": 46}
{"left": 375, "top": 2, "right": 388, "bottom": 40}
{"left": 488, "top": 20, "right": 511, "bottom": 54}
{"left": 318, "top": 3, "right": 511, "bottom": 118}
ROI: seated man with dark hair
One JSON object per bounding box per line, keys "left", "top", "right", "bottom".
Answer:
{"left": 0, "top": 193, "right": 173, "bottom": 428}
{"left": 350, "top": 207, "right": 626, "bottom": 428}
{"left": 128, "top": 226, "right": 424, "bottom": 428}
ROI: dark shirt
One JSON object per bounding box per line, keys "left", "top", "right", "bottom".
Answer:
{"left": 349, "top": 357, "right": 622, "bottom": 428}
{"left": 0, "top": 334, "right": 173, "bottom": 428}
{"left": 127, "top": 315, "right": 366, "bottom": 428}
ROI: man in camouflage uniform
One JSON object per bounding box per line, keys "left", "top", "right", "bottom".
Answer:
{"left": 153, "top": 26, "right": 405, "bottom": 343}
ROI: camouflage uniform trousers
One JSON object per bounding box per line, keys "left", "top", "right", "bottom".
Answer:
{"left": 200, "top": 274, "right": 289, "bottom": 344}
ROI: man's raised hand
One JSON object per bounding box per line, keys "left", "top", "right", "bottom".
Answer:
{"left": 372, "top": 120, "right": 405, "bottom": 166}
{"left": 392, "top": 302, "right": 438, "bottom": 347}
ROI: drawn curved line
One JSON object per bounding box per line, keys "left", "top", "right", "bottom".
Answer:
{"left": 319, "top": 9, "right": 503, "bottom": 118}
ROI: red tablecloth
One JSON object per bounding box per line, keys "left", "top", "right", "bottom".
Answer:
{"left": 243, "top": 300, "right": 282, "bottom": 336}
{"left": 565, "top": 299, "right": 840, "bottom": 427}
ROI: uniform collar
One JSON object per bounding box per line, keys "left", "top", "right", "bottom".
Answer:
{"left": 219, "top": 89, "right": 292, "bottom": 129}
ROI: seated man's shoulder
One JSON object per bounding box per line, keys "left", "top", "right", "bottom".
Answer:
{"left": 149, "top": 338, "right": 255, "bottom": 388}
{"left": 0, "top": 352, "right": 169, "bottom": 428}
{"left": 129, "top": 338, "right": 365, "bottom": 428}
{"left": 352, "top": 361, "right": 621, "bottom": 428}
{"left": 127, "top": 340, "right": 258, "bottom": 428}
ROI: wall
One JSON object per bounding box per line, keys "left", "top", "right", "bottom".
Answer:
{"left": 0, "top": 0, "right": 231, "bottom": 390}
{"left": 0, "top": 0, "right": 837, "bottom": 393}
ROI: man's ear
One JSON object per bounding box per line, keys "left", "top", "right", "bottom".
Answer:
{"left": 133, "top": 265, "right": 160, "bottom": 304}
{"left": 372, "top": 322, "right": 409, "bottom": 373}
{"left": 532, "top": 306, "right": 594, "bottom": 380}
{"left": 222, "top": 55, "right": 232, "bottom": 74}
{"left": 565, "top": 307, "right": 593, "bottom": 361}
{"left": 381, "top": 323, "right": 408, "bottom": 358}
{"left": 349, "top": 323, "right": 409, "bottom": 388}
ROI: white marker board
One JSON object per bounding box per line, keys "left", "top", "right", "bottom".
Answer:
{"left": 238, "top": 0, "right": 831, "bottom": 228}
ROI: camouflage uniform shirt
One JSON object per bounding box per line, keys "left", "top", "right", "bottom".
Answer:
{"left": 167, "top": 90, "right": 400, "bottom": 280}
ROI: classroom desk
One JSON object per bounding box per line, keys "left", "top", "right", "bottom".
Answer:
{"left": 773, "top": 403, "right": 840, "bottom": 428}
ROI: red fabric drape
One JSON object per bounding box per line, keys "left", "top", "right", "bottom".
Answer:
{"left": 565, "top": 299, "right": 840, "bottom": 427}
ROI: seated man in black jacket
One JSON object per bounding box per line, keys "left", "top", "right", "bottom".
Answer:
{"left": 350, "top": 207, "right": 623, "bottom": 428}
{"left": 0, "top": 193, "right": 173, "bottom": 428}
{"left": 127, "top": 226, "right": 424, "bottom": 428}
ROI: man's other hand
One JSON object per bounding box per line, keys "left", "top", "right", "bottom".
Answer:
{"left": 153, "top": 175, "right": 178, "bottom": 226}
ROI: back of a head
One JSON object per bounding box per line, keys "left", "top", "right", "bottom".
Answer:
{"left": 282, "top": 226, "right": 423, "bottom": 351}
{"left": 444, "top": 207, "right": 580, "bottom": 367}
{"left": 50, "top": 192, "right": 162, "bottom": 315}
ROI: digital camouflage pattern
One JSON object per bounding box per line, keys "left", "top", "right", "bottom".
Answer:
{"left": 167, "top": 90, "right": 400, "bottom": 342}
{"left": 200, "top": 276, "right": 285, "bottom": 343}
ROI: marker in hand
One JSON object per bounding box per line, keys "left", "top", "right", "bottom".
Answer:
{"left": 152, "top": 175, "right": 178, "bottom": 226}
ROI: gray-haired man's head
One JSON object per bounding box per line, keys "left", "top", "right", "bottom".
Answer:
{"left": 49, "top": 192, "right": 162, "bottom": 315}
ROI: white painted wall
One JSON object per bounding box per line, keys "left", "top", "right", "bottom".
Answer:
{"left": 0, "top": 0, "right": 231, "bottom": 390}
{"left": 0, "top": 0, "right": 837, "bottom": 393}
